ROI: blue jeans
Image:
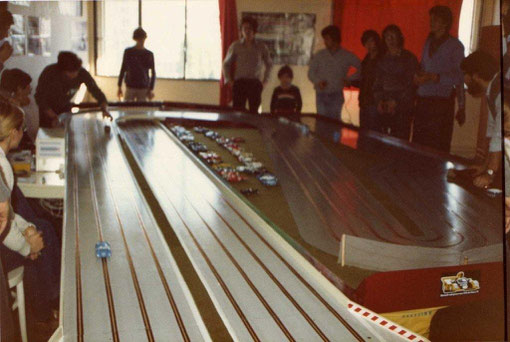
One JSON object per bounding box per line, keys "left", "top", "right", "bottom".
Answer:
{"left": 316, "top": 91, "right": 344, "bottom": 142}
{"left": 316, "top": 91, "right": 344, "bottom": 120}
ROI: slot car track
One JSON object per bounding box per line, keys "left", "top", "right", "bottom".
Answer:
{"left": 58, "top": 111, "right": 423, "bottom": 341}
{"left": 154, "top": 109, "right": 501, "bottom": 254}
{"left": 57, "top": 103, "right": 504, "bottom": 341}
{"left": 61, "top": 114, "right": 210, "bottom": 341}
{"left": 119, "top": 119, "right": 372, "bottom": 341}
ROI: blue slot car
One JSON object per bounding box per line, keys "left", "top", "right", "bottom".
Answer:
{"left": 257, "top": 173, "right": 278, "bottom": 186}
{"left": 95, "top": 241, "right": 112, "bottom": 259}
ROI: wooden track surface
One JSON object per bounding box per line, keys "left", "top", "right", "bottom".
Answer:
{"left": 118, "top": 119, "right": 379, "bottom": 341}
{"left": 58, "top": 112, "right": 422, "bottom": 341}
{"left": 59, "top": 106, "right": 498, "bottom": 341}
{"left": 62, "top": 115, "right": 211, "bottom": 341}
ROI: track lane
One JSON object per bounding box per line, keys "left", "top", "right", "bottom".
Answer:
{"left": 119, "top": 120, "right": 378, "bottom": 341}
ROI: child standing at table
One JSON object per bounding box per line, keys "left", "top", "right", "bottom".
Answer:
{"left": 270, "top": 65, "right": 302, "bottom": 121}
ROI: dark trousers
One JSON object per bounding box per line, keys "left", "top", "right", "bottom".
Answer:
{"left": 0, "top": 185, "right": 61, "bottom": 321}
{"left": 0, "top": 254, "right": 19, "bottom": 341}
{"left": 233, "top": 78, "right": 263, "bottom": 114}
{"left": 359, "top": 104, "right": 379, "bottom": 131}
{"left": 380, "top": 107, "right": 412, "bottom": 141}
{"left": 39, "top": 108, "right": 67, "bottom": 129}
{"left": 412, "top": 95, "right": 455, "bottom": 153}
{"left": 39, "top": 110, "right": 54, "bottom": 129}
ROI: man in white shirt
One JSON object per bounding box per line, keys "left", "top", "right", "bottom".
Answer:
{"left": 461, "top": 50, "right": 501, "bottom": 189}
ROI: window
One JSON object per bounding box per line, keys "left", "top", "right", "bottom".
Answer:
{"left": 96, "top": 0, "right": 222, "bottom": 80}
{"left": 458, "top": 0, "right": 477, "bottom": 55}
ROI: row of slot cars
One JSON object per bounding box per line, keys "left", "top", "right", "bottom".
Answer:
{"left": 169, "top": 125, "right": 278, "bottom": 192}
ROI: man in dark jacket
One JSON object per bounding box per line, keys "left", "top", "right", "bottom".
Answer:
{"left": 35, "top": 51, "right": 111, "bottom": 128}
{"left": 357, "top": 30, "right": 382, "bottom": 131}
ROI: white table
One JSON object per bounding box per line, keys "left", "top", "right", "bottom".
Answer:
{"left": 17, "top": 171, "right": 65, "bottom": 199}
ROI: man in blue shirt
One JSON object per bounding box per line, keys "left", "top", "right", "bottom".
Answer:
{"left": 308, "top": 25, "right": 360, "bottom": 130}
{"left": 413, "top": 6, "right": 465, "bottom": 153}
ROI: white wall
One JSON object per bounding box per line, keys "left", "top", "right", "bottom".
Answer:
{"left": 5, "top": 1, "right": 89, "bottom": 140}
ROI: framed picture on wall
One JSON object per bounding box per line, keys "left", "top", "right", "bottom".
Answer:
{"left": 8, "top": 1, "right": 29, "bottom": 7}
{"left": 71, "top": 20, "right": 87, "bottom": 52}
{"left": 27, "top": 16, "right": 40, "bottom": 36}
{"left": 10, "top": 14, "right": 26, "bottom": 56}
{"left": 242, "top": 12, "right": 316, "bottom": 65}
{"left": 27, "top": 16, "right": 51, "bottom": 57}
{"left": 11, "top": 14, "right": 24, "bottom": 35}
{"left": 58, "top": 1, "right": 82, "bottom": 17}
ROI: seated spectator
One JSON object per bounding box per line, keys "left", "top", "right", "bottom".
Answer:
{"left": 0, "top": 9, "right": 20, "bottom": 340}
{"left": 270, "top": 65, "right": 302, "bottom": 121}
{"left": 0, "top": 101, "right": 60, "bottom": 330}
{"left": 460, "top": 50, "right": 500, "bottom": 189}
{"left": 0, "top": 68, "right": 34, "bottom": 150}
{"left": 357, "top": 29, "right": 382, "bottom": 130}
{"left": 0, "top": 68, "right": 31, "bottom": 106}
{"left": 373, "top": 25, "right": 419, "bottom": 139}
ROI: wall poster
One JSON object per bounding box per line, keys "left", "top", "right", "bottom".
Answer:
{"left": 27, "top": 16, "right": 51, "bottom": 57}
{"left": 10, "top": 14, "right": 26, "bottom": 56}
{"left": 242, "top": 12, "right": 316, "bottom": 65}
{"left": 71, "top": 20, "right": 87, "bottom": 52}
{"left": 8, "top": 1, "right": 30, "bottom": 7}
{"left": 58, "top": 1, "right": 82, "bottom": 17}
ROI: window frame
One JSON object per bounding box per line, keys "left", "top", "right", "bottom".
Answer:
{"left": 93, "top": 0, "right": 221, "bottom": 82}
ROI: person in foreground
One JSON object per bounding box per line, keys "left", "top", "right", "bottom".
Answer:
{"left": 0, "top": 101, "right": 61, "bottom": 333}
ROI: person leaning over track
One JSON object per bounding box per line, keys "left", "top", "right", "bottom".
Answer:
{"left": 35, "top": 51, "right": 112, "bottom": 128}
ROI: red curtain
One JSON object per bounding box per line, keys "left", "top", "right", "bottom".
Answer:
{"left": 333, "top": 0, "right": 464, "bottom": 61}
{"left": 219, "top": 0, "right": 239, "bottom": 106}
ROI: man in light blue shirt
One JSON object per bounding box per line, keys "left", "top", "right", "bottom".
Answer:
{"left": 412, "top": 6, "right": 465, "bottom": 153}
{"left": 308, "top": 25, "right": 360, "bottom": 127}
{"left": 223, "top": 16, "right": 273, "bottom": 114}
